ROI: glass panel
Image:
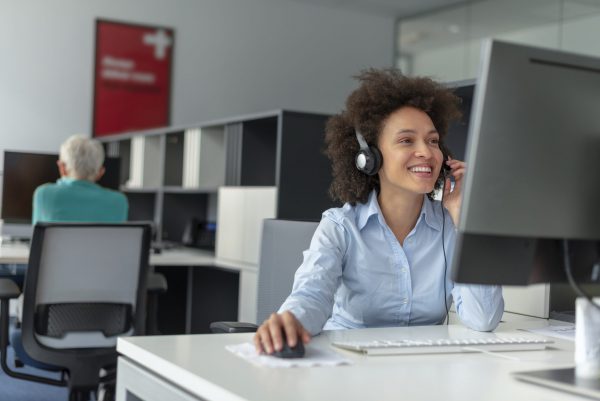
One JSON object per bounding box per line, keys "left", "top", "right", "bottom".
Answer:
{"left": 395, "top": 0, "right": 600, "bottom": 81}
{"left": 562, "top": 0, "right": 600, "bottom": 58}
{"left": 397, "top": 5, "right": 469, "bottom": 81}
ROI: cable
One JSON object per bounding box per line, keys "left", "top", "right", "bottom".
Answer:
{"left": 562, "top": 239, "right": 600, "bottom": 313}
{"left": 441, "top": 204, "right": 449, "bottom": 325}
{"left": 440, "top": 173, "right": 450, "bottom": 325}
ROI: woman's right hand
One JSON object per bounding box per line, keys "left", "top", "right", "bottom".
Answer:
{"left": 253, "top": 311, "right": 311, "bottom": 354}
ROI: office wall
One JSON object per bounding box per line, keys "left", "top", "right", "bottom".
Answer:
{"left": 0, "top": 0, "right": 394, "bottom": 163}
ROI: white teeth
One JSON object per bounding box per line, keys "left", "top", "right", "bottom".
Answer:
{"left": 409, "top": 166, "right": 431, "bottom": 173}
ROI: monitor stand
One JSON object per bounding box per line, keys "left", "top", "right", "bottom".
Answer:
{"left": 514, "top": 368, "right": 600, "bottom": 400}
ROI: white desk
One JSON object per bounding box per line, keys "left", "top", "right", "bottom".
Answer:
{"left": 115, "top": 320, "right": 580, "bottom": 401}
{"left": 0, "top": 242, "right": 29, "bottom": 264}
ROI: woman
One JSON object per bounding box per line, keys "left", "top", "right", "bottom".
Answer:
{"left": 255, "top": 69, "right": 504, "bottom": 354}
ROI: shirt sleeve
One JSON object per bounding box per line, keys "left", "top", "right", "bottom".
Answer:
{"left": 452, "top": 284, "right": 504, "bottom": 331}
{"left": 278, "top": 216, "right": 347, "bottom": 336}
{"left": 444, "top": 210, "right": 504, "bottom": 332}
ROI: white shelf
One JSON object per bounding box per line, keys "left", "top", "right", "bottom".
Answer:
{"left": 127, "top": 136, "right": 162, "bottom": 188}
{"left": 182, "top": 127, "right": 226, "bottom": 189}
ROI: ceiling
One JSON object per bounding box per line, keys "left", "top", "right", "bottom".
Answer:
{"left": 287, "top": 0, "right": 471, "bottom": 18}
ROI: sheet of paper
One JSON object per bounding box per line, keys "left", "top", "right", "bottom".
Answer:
{"left": 226, "top": 342, "right": 352, "bottom": 368}
{"left": 522, "top": 324, "right": 575, "bottom": 341}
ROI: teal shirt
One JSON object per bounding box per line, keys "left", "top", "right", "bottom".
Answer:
{"left": 32, "top": 178, "right": 128, "bottom": 225}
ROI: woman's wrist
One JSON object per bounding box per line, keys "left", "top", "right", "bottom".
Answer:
{"left": 446, "top": 205, "right": 460, "bottom": 227}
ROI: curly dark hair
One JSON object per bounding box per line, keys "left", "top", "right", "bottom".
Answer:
{"left": 324, "top": 68, "right": 462, "bottom": 205}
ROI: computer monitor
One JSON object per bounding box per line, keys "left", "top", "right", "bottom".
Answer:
{"left": 1, "top": 151, "right": 121, "bottom": 226}
{"left": 451, "top": 40, "right": 600, "bottom": 286}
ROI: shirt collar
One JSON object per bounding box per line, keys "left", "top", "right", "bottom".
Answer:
{"left": 420, "top": 195, "right": 442, "bottom": 232}
{"left": 356, "top": 190, "right": 442, "bottom": 232}
{"left": 57, "top": 177, "right": 98, "bottom": 187}
{"left": 356, "top": 190, "right": 381, "bottom": 230}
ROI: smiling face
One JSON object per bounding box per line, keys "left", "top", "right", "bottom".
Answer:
{"left": 377, "top": 106, "right": 444, "bottom": 197}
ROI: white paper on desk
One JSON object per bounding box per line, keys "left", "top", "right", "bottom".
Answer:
{"left": 521, "top": 324, "right": 575, "bottom": 341}
{"left": 226, "top": 342, "right": 352, "bottom": 368}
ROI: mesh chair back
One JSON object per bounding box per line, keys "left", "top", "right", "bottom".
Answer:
{"left": 22, "top": 223, "right": 150, "bottom": 350}
{"left": 255, "top": 219, "right": 318, "bottom": 324}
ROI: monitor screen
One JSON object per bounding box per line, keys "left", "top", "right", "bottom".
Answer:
{"left": 1, "top": 151, "right": 121, "bottom": 224}
{"left": 451, "top": 40, "right": 600, "bottom": 286}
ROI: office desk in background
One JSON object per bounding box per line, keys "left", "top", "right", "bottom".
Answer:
{"left": 0, "top": 242, "right": 215, "bottom": 266}
{"left": 0, "top": 242, "right": 29, "bottom": 264}
{"left": 115, "top": 320, "right": 579, "bottom": 401}
{"left": 0, "top": 243, "right": 249, "bottom": 334}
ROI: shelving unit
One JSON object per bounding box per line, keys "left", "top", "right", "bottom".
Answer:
{"left": 100, "top": 109, "right": 334, "bottom": 244}
{"left": 98, "top": 109, "right": 334, "bottom": 328}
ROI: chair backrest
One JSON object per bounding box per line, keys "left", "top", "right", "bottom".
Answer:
{"left": 256, "top": 219, "right": 318, "bottom": 324}
{"left": 20, "top": 223, "right": 151, "bottom": 372}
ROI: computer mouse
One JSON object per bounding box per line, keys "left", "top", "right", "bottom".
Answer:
{"left": 271, "top": 332, "right": 305, "bottom": 358}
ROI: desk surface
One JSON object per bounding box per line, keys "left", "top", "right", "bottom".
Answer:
{"left": 0, "top": 243, "right": 218, "bottom": 267}
{"left": 117, "top": 320, "right": 579, "bottom": 401}
{"left": 0, "top": 242, "right": 30, "bottom": 264}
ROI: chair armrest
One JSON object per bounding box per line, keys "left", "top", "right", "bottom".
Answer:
{"left": 0, "top": 279, "right": 20, "bottom": 299}
{"left": 209, "top": 321, "right": 259, "bottom": 333}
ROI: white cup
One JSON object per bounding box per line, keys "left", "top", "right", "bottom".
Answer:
{"left": 575, "top": 297, "right": 600, "bottom": 379}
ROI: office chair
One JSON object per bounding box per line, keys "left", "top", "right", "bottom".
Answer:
{"left": 210, "top": 218, "right": 318, "bottom": 333}
{"left": 0, "top": 222, "right": 151, "bottom": 401}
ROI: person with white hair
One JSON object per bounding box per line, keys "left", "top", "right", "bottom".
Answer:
{"left": 32, "top": 134, "right": 128, "bottom": 224}
{"left": 11, "top": 135, "right": 129, "bottom": 372}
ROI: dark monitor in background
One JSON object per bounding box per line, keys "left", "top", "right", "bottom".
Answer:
{"left": 1, "top": 151, "right": 121, "bottom": 225}
{"left": 451, "top": 39, "right": 600, "bottom": 287}
{"left": 2, "top": 152, "right": 58, "bottom": 224}
{"left": 445, "top": 81, "right": 474, "bottom": 162}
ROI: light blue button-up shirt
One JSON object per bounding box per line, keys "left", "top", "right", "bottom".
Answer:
{"left": 279, "top": 190, "right": 504, "bottom": 335}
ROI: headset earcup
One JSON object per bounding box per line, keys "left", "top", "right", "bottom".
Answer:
{"left": 355, "top": 150, "right": 371, "bottom": 174}
{"left": 369, "top": 146, "right": 382, "bottom": 175}
{"left": 355, "top": 146, "right": 382, "bottom": 176}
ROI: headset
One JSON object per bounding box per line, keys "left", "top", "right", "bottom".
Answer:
{"left": 354, "top": 129, "right": 453, "bottom": 325}
{"left": 354, "top": 131, "right": 382, "bottom": 176}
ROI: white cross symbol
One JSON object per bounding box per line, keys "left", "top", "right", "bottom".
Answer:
{"left": 143, "top": 29, "right": 172, "bottom": 60}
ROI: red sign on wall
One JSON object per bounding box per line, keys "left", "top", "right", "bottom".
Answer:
{"left": 92, "top": 19, "right": 174, "bottom": 137}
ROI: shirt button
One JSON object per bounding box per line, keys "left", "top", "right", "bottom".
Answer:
{"left": 401, "top": 298, "right": 409, "bottom": 304}
{"left": 400, "top": 268, "right": 407, "bottom": 274}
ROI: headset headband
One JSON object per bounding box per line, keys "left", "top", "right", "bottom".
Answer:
{"left": 355, "top": 130, "right": 369, "bottom": 151}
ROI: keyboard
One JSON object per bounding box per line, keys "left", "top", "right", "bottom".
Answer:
{"left": 331, "top": 336, "right": 553, "bottom": 355}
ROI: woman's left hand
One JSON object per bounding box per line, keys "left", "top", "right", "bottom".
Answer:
{"left": 442, "top": 157, "right": 466, "bottom": 226}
